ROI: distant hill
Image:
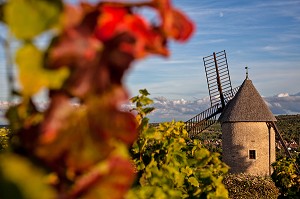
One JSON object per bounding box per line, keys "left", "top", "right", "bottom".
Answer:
{"left": 275, "top": 114, "right": 300, "bottom": 143}
{"left": 291, "top": 92, "right": 300, "bottom": 96}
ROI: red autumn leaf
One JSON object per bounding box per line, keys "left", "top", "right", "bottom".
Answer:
{"left": 167, "top": 8, "right": 194, "bottom": 41}
{"left": 61, "top": 4, "right": 84, "bottom": 29}
{"left": 152, "top": 0, "right": 194, "bottom": 41}
{"left": 36, "top": 94, "right": 116, "bottom": 172}
{"left": 122, "top": 14, "right": 169, "bottom": 57}
{"left": 94, "top": 6, "right": 129, "bottom": 41}
{"left": 39, "top": 91, "right": 73, "bottom": 144}
{"left": 46, "top": 1, "right": 192, "bottom": 99}
{"left": 46, "top": 31, "right": 102, "bottom": 70}
{"left": 69, "top": 156, "right": 135, "bottom": 199}
{"left": 105, "top": 157, "right": 136, "bottom": 196}
{"left": 86, "top": 93, "right": 138, "bottom": 145}
{"left": 95, "top": 5, "right": 166, "bottom": 58}
{"left": 46, "top": 5, "right": 102, "bottom": 70}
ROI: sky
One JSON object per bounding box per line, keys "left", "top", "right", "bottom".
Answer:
{"left": 1, "top": 0, "right": 300, "bottom": 123}
{"left": 126, "top": 0, "right": 300, "bottom": 100}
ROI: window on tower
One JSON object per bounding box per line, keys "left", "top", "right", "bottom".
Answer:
{"left": 249, "top": 150, "right": 256, "bottom": 159}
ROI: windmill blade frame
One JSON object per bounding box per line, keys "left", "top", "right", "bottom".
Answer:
{"left": 203, "top": 50, "right": 233, "bottom": 108}
{"left": 185, "top": 50, "right": 239, "bottom": 137}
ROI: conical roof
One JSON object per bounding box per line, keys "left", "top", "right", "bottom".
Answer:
{"left": 219, "top": 78, "right": 276, "bottom": 122}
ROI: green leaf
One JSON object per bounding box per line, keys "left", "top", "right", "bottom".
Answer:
{"left": 188, "top": 177, "right": 199, "bottom": 187}
{"left": 4, "top": 0, "right": 62, "bottom": 39}
{"left": 145, "top": 128, "right": 162, "bottom": 140}
{"left": 139, "top": 89, "right": 150, "bottom": 96}
{"left": 130, "top": 93, "right": 229, "bottom": 198}
{"left": 181, "top": 167, "right": 193, "bottom": 177}
{"left": 130, "top": 96, "right": 139, "bottom": 103}
{"left": 140, "top": 96, "right": 154, "bottom": 106}
{"left": 174, "top": 172, "right": 185, "bottom": 187}
{"left": 16, "top": 44, "right": 69, "bottom": 96}
{"left": 140, "top": 117, "right": 150, "bottom": 133}
{"left": 143, "top": 107, "right": 155, "bottom": 115}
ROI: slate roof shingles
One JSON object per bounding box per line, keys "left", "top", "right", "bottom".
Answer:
{"left": 219, "top": 79, "right": 276, "bottom": 122}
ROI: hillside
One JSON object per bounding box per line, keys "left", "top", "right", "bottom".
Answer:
{"left": 276, "top": 114, "right": 300, "bottom": 143}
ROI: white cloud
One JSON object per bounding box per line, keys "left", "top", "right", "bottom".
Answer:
{"left": 138, "top": 91, "right": 300, "bottom": 122}
{"left": 197, "top": 39, "right": 227, "bottom": 45}
{"left": 264, "top": 94, "right": 300, "bottom": 115}
{"left": 1, "top": 91, "right": 300, "bottom": 124}
{"left": 277, "top": 93, "right": 289, "bottom": 97}
{"left": 274, "top": 102, "right": 282, "bottom": 107}
{"left": 148, "top": 96, "right": 211, "bottom": 122}
{"left": 262, "top": 45, "right": 280, "bottom": 52}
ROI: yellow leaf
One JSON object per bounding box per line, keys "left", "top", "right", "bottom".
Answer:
{"left": 16, "top": 44, "right": 69, "bottom": 96}
{"left": 188, "top": 176, "right": 199, "bottom": 187}
{"left": 4, "top": 0, "right": 62, "bottom": 39}
{"left": 0, "top": 154, "right": 56, "bottom": 199}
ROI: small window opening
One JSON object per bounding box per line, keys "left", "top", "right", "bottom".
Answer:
{"left": 249, "top": 150, "right": 256, "bottom": 159}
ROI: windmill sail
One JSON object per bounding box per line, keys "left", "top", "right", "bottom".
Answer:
{"left": 203, "top": 50, "right": 233, "bottom": 108}
{"left": 185, "top": 50, "right": 239, "bottom": 137}
{"left": 185, "top": 104, "right": 222, "bottom": 138}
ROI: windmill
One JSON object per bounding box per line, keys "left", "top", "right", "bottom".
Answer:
{"left": 185, "top": 50, "right": 299, "bottom": 175}
{"left": 185, "top": 50, "right": 240, "bottom": 138}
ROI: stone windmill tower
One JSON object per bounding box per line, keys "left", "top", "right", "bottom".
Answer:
{"left": 185, "top": 51, "right": 292, "bottom": 176}
{"left": 218, "top": 77, "right": 276, "bottom": 175}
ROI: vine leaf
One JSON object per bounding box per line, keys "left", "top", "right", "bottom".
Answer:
{"left": 37, "top": 90, "right": 137, "bottom": 174}
{"left": 139, "top": 89, "right": 150, "bottom": 96}
{"left": 70, "top": 156, "right": 135, "bottom": 199}
{"left": 16, "top": 44, "right": 69, "bottom": 97}
{"left": 4, "top": 0, "right": 62, "bottom": 39}
{"left": 0, "top": 154, "right": 56, "bottom": 199}
{"left": 152, "top": 0, "right": 194, "bottom": 42}
{"left": 188, "top": 176, "right": 199, "bottom": 187}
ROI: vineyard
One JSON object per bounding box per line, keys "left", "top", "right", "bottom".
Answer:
{"left": 0, "top": 0, "right": 299, "bottom": 198}
{"left": 1, "top": 113, "right": 300, "bottom": 198}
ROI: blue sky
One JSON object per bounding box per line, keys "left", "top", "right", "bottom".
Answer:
{"left": 1, "top": 0, "right": 300, "bottom": 123}
{"left": 125, "top": 0, "right": 300, "bottom": 100}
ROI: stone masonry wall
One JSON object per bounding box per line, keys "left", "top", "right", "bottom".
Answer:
{"left": 222, "top": 122, "right": 276, "bottom": 176}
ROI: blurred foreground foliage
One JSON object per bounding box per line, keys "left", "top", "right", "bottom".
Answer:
{"left": 0, "top": 0, "right": 194, "bottom": 198}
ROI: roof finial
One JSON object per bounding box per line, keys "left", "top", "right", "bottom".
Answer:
{"left": 245, "top": 66, "right": 249, "bottom": 79}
